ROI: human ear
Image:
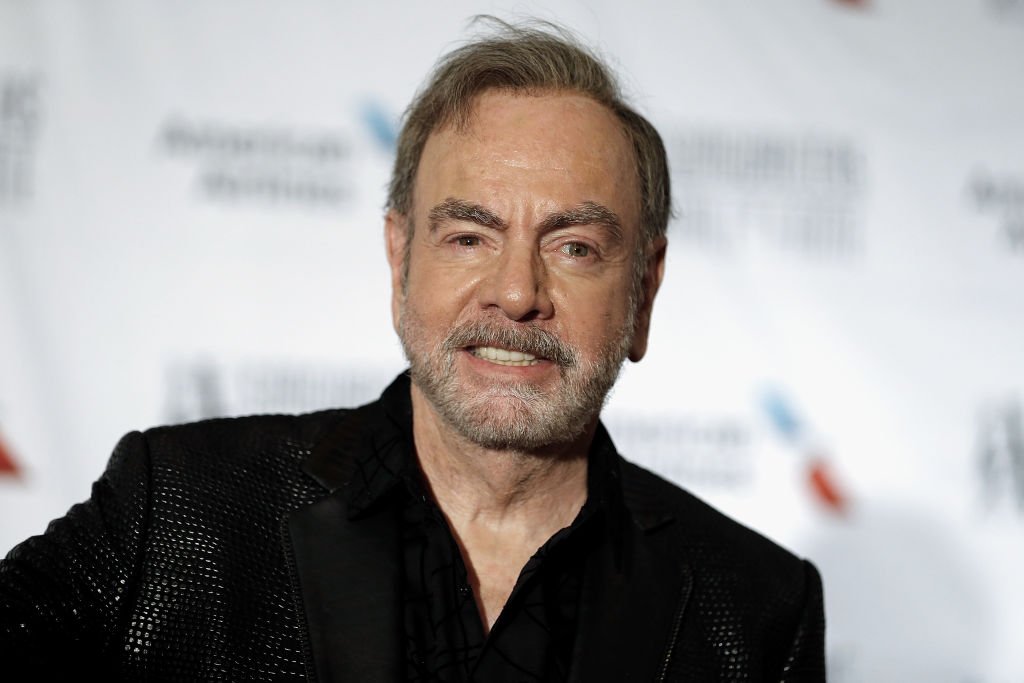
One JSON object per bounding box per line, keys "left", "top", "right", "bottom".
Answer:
{"left": 384, "top": 209, "right": 409, "bottom": 332}
{"left": 628, "top": 236, "right": 667, "bottom": 362}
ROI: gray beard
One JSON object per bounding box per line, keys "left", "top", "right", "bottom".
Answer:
{"left": 398, "top": 314, "right": 632, "bottom": 451}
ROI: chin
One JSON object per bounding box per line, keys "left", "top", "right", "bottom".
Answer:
{"left": 439, "top": 389, "right": 592, "bottom": 452}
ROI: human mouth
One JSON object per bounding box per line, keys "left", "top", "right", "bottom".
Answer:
{"left": 445, "top": 320, "right": 576, "bottom": 368}
{"left": 470, "top": 346, "right": 540, "bottom": 366}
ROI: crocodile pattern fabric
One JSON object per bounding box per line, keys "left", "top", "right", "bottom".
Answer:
{"left": 0, "top": 374, "right": 826, "bottom": 681}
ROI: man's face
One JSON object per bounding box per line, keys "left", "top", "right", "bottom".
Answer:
{"left": 386, "top": 90, "right": 665, "bottom": 451}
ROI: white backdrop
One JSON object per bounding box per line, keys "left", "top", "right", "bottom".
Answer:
{"left": 2, "top": 1, "right": 1023, "bottom": 680}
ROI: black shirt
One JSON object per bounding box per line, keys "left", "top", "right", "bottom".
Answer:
{"left": 342, "top": 373, "right": 623, "bottom": 682}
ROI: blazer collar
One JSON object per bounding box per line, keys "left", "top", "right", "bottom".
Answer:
{"left": 285, "top": 374, "right": 414, "bottom": 683}
{"left": 302, "top": 372, "right": 413, "bottom": 503}
{"left": 568, "top": 493, "right": 693, "bottom": 682}
{"left": 285, "top": 491, "right": 403, "bottom": 683}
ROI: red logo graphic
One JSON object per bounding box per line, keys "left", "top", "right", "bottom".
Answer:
{"left": 0, "top": 430, "right": 21, "bottom": 477}
{"left": 761, "top": 388, "right": 853, "bottom": 516}
{"left": 806, "top": 454, "right": 850, "bottom": 515}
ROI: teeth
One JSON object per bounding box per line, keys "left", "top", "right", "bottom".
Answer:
{"left": 472, "top": 346, "right": 539, "bottom": 366}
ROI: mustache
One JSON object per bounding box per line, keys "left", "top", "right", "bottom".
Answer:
{"left": 443, "top": 320, "right": 578, "bottom": 368}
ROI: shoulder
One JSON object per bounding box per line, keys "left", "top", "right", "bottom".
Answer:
{"left": 138, "top": 408, "right": 353, "bottom": 462}
{"left": 92, "top": 409, "right": 358, "bottom": 529}
{"left": 98, "top": 409, "right": 355, "bottom": 496}
{"left": 619, "top": 457, "right": 813, "bottom": 589}
{"left": 618, "top": 460, "right": 826, "bottom": 678}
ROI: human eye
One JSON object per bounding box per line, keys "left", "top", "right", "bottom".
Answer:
{"left": 453, "top": 234, "right": 481, "bottom": 247}
{"left": 559, "top": 242, "right": 592, "bottom": 258}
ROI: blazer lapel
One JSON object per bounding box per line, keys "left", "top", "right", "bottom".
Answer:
{"left": 284, "top": 401, "right": 406, "bottom": 682}
{"left": 286, "top": 492, "right": 403, "bottom": 683}
{"left": 569, "top": 517, "right": 693, "bottom": 683}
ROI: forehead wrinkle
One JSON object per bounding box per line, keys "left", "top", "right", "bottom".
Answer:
{"left": 538, "top": 201, "right": 625, "bottom": 243}
{"left": 427, "top": 197, "right": 508, "bottom": 232}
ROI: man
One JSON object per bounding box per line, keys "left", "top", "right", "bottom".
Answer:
{"left": 0, "top": 17, "right": 825, "bottom": 682}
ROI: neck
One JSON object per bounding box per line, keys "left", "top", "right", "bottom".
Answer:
{"left": 409, "top": 384, "right": 593, "bottom": 525}
{"left": 409, "top": 383, "right": 597, "bottom": 631}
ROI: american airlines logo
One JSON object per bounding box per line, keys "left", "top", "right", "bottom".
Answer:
{"left": 158, "top": 117, "right": 353, "bottom": 209}
{"left": 605, "top": 413, "right": 752, "bottom": 489}
{"left": 760, "top": 386, "right": 852, "bottom": 515}
{"left": 0, "top": 428, "right": 20, "bottom": 477}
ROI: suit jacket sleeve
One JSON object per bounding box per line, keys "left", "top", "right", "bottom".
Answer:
{"left": 779, "top": 559, "right": 827, "bottom": 682}
{"left": 0, "top": 430, "right": 151, "bottom": 669}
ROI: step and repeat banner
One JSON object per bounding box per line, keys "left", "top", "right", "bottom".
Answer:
{"left": 1, "top": 1, "right": 1022, "bottom": 680}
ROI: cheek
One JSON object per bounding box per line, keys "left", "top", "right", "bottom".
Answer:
{"left": 550, "top": 281, "right": 631, "bottom": 337}
{"left": 403, "top": 272, "right": 463, "bottom": 331}
{"left": 408, "top": 257, "right": 484, "bottom": 310}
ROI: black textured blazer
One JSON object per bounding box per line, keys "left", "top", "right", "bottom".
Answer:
{"left": 0, "top": 375, "right": 826, "bottom": 681}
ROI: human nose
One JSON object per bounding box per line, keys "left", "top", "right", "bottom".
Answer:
{"left": 478, "top": 241, "right": 554, "bottom": 322}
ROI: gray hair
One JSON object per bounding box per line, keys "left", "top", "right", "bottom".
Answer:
{"left": 386, "top": 16, "right": 672, "bottom": 247}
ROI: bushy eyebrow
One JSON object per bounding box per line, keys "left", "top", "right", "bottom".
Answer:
{"left": 428, "top": 198, "right": 624, "bottom": 242}
{"left": 538, "top": 201, "right": 624, "bottom": 242}
{"left": 428, "top": 198, "right": 507, "bottom": 231}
